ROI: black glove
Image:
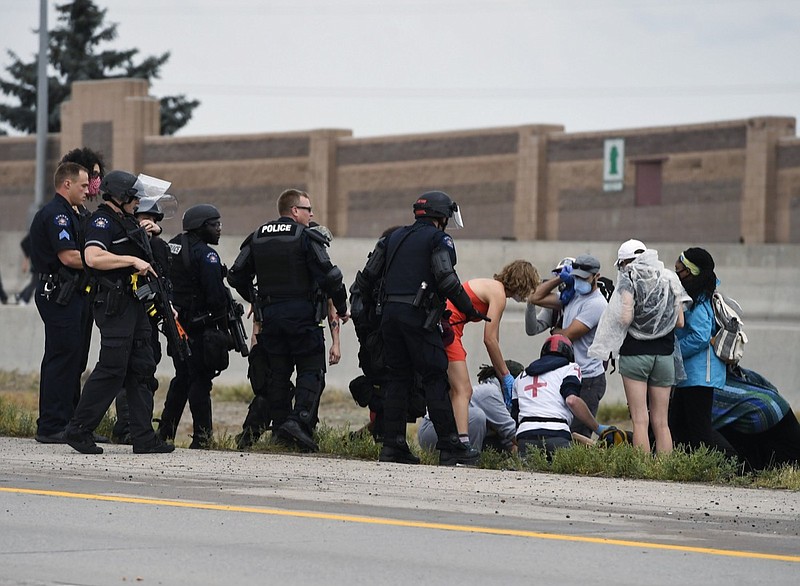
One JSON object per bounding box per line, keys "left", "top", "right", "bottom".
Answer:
{"left": 466, "top": 307, "right": 491, "bottom": 322}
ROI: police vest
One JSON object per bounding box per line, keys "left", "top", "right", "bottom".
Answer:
{"left": 168, "top": 233, "right": 202, "bottom": 313}
{"left": 384, "top": 222, "right": 438, "bottom": 296}
{"left": 251, "top": 220, "right": 313, "bottom": 299}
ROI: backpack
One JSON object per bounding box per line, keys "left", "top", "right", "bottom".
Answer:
{"left": 710, "top": 291, "right": 747, "bottom": 366}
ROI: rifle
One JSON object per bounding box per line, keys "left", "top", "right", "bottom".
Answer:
{"left": 127, "top": 225, "right": 191, "bottom": 362}
{"left": 131, "top": 273, "right": 191, "bottom": 362}
{"left": 222, "top": 287, "right": 250, "bottom": 357}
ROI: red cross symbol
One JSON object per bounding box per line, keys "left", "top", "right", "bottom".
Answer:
{"left": 524, "top": 376, "right": 547, "bottom": 398}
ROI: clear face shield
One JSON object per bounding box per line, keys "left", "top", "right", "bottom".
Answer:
{"left": 450, "top": 202, "right": 464, "bottom": 229}
{"left": 134, "top": 174, "right": 179, "bottom": 219}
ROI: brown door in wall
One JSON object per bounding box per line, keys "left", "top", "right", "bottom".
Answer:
{"left": 635, "top": 161, "right": 663, "bottom": 206}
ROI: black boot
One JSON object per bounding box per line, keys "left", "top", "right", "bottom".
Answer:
{"left": 235, "top": 427, "right": 262, "bottom": 450}
{"left": 379, "top": 436, "right": 420, "bottom": 464}
{"left": 277, "top": 419, "right": 318, "bottom": 452}
{"left": 437, "top": 434, "right": 480, "bottom": 467}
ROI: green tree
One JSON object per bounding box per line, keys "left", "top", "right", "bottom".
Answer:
{"left": 0, "top": 0, "right": 199, "bottom": 135}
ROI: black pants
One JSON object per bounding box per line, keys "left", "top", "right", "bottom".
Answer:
{"left": 68, "top": 294, "right": 159, "bottom": 450}
{"left": 34, "top": 283, "right": 87, "bottom": 436}
{"left": 670, "top": 385, "right": 738, "bottom": 460}
{"left": 380, "top": 303, "right": 457, "bottom": 448}
{"left": 114, "top": 317, "right": 162, "bottom": 440}
{"left": 259, "top": 301, "right": 326, "bottom": 432}
{"left": 719, "top": 411, "right": 800, "bottom": 471}
{"left": 158, "top": 326, "right": 216, "bottom": 442}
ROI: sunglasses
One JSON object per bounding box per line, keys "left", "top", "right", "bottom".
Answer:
{"left": 294, "top": 205, "right": 312, "bottom": 212}
{"left": 572, "top": 263, "right": 597, "bottom": 272}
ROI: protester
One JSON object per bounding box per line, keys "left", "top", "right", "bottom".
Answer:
{"left": 671, "top": 247, "right": 738, "bottom": 460}
{"left": 529, "top": 254, "right": 609, "bottom": 437}
{"left": 590, "top": 240, "right": 687, "bottom": 454}
{"left": 713, "top": 367, "right": 800, "bottom": 470}
{"left": 445, "top": 260, "right": 539, "bottom": 443}
{"left": 418, "top": 360, "right": 523, "bottom": 452}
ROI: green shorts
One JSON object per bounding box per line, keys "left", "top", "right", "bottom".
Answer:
{"left": 618, "top": 354, "right": 675, "bottom": 387}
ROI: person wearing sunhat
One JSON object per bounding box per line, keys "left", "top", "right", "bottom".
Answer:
{"left": 530, "top": 253, "right": 609, "bottom": 438}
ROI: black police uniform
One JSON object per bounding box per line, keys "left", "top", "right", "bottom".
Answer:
{"left": 112, "top": 232, "right": 170, "bottom": 443}
{"left": 28, "top": 193, "right": 88, "bottom": 440}
{"left": 375, "top": 218, "right": 480, "bottom": 464}
{"left": 228, "top": 216, "right": 347, "bottom": 451}
{"left": 157, "top": 232, "right": 229, "bottom": 447}
{"left": 63, "top": 203, "right": 166, "bottom": 453}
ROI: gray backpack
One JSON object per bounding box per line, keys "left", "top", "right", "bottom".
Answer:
{"left": 710, "top": 292, "right": 747, "bottom": 366}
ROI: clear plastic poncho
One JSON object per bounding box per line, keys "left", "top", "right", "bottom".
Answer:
{"left": 589, "top": 249, "right": 690, "bottom": 360}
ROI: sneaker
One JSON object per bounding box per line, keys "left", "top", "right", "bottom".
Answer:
{"left": 34, "top": 431, "right": 66, "bottom": 444}
{"left": 133, "top": 438, "right": 175, "bottom": 454}
{"left": 439, "top": 440, "right": 480, "bottom": 467}
{"left": 64, "top": 428, "right": 103, "bottom": 454}
{"left": 379, "top": 444, "right": 421, "bottom": 465}
{"left": 276, "top": 419, "right": 318, "bottom": 453}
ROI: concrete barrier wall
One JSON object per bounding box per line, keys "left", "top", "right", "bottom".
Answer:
{"left": 2, "top": 233, "right": 798, "bottom": 408}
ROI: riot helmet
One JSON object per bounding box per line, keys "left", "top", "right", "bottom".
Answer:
{"left": 182, "top": 204, "right": 221, "bottom": 231}
{"left": 135, "top": 197, "right": 164, "bottom": 221}
{"left": 101, "top": 170, "right": 141, "bottom": 205}
{"left": 540, "top": 334, "right": 574, "bottom": 363}
{"left": 412, "top": 191, "right": 463, "bottom": 228}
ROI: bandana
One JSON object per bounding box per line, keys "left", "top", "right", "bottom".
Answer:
{"left": 679, "top": 252, "right": 701, "bottom": 276}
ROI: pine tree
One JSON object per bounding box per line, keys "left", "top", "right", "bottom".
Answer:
{"left": 0, "top": 0, "right": 199, "bottom": 135}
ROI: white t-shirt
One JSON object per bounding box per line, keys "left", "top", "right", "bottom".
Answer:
{"left": 562, "top": 289, "right": 607, "bottom": 378}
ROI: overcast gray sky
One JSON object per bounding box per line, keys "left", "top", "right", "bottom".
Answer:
{"left": 2, "top": 0, "right": 799, "bottom": 138}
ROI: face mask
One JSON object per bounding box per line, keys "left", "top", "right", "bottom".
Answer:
{"left": 88, "top": 176, "right": 101, "bottom": 197}
{"left": 574, "top": 278, "right": 592, "bottom": 295}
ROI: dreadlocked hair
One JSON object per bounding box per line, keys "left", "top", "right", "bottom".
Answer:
{"left": 476, "top": 360, "right": 525, "bottom": 383}
{"left": 494, "top": 260, "right": 540, "bottom": 299}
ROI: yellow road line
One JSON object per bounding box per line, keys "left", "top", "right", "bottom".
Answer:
{"left": 2, "top": 486, "right": 798, "bottom": 563}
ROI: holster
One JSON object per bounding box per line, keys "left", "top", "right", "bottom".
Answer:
{"left": 54, "top": 268, "right": 78, "bottom": 306}
{"left": 422, "top": 292, "right": 445, "bottom": 332}
{"left": 101, "top": 279, "right": 127, "bottom": 317}
{"left": 313, "top": 290, "right": 327, "bottom": 323}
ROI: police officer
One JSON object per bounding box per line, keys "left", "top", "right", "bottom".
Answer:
{"left": 63, "top": 170, "right": 174, "bottom": 455}
{"left": 359, "top": 191, "right": 485, "bottom": 465}
{"left": 28, "top": 162, "right": 90, "bottom": 443}
{"left": 228, "top": 188, "right": 348, "bottom": 453}
{"left": 156, "top": 204, "right": 229, "bottom": 448}
{"left": 112, "top": 196, "right": 170, "bottom": 444}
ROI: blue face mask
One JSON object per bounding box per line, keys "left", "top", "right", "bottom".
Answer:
{"left": 574, "top": 277, "right": 592, "bottom": 295}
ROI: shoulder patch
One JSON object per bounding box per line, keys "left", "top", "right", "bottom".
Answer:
{"left": 53, "top": 214, "right": 70, "bottom": 227}
{"left": 205, "top": 251, "right": 220, "bottom": 264}
{"left": 442, "top": 235, "right": 455, "bottom": 249}
{"left": 169, "top": 242, "right": 182, "bottom": 255}
{"left": 92, "top": 216, "right": 110, "bottom": 230}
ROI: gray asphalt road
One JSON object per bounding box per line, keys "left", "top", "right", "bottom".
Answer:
{"left": 1, "top": 437, "right": 798, "bottom": 585}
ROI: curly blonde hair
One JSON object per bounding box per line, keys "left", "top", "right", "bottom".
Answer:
{"left": 493, "top": 260, "right": 540, "bottom": 299}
